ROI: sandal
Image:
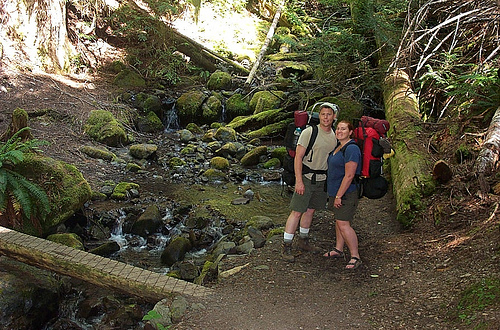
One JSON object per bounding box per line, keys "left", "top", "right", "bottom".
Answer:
{"left": 322, "top": 247, "right": 345, "bottom": 260}
{"left": 345, "top": 257, "right": 362, "bottom": 270}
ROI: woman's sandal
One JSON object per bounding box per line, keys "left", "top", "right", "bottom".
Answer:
{"left": 345, "top": 257, "right": 362, "bottom": 270}
{"left": 322, "top": 247, "right": 345, "bottom": 260}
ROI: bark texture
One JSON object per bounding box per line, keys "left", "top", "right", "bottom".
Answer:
{"left": 473, "top": 106, "right": 500, "bottom": 198}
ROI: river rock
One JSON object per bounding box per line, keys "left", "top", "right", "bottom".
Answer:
{"left": 131, "top": 204, "right": 162, "bottom": 237}
{"left": 129, "top": 143, "right": 158, "bottom": 159}
{"left": 161, "top": 236, "right": 193, "bottom": 266}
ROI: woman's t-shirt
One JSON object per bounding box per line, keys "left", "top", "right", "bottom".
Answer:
{"left": 327, "top": 141, "right": 362, "bottom": 197}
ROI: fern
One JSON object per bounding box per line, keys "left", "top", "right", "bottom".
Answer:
{"left": 0, "top": 127, "right": 51, "bottom": 232}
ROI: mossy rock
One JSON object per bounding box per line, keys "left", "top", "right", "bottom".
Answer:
{"left": 214, "top": 126, "right": 237, "bottom": 142}
{"left": 271, "top": 147, "right": 287, "bottom": 163}
{"left": 136, "top": 111, "right": 163, "bottom": 133}
{"left": 210, "top": 156, "right": 230, "bottom": 170}
{"left": 186, "top": 123, "right": 204, "bottom": 135}
{"left": 111, "top": 182, "right": 140, "bottom": 200}
{"left": 84, "top": 110, "right": 129, "bottom": 147}
{"left": 249, "top": 91, "right": 285, "bottom": 114}
{"left": 46, "top": 233, "right": 84, "bottom": 250}
{"left": 113, "top": 69, "right": 146, "bottom": 87}
{"left": 263, "top": 158, "right": 281, "bottom": 169}
{"left": 129, "top": 143, "right": 158, "bottom": 159}
{"left": 202, "top": 168, "right": 227, "bottom": 181}
{"left": 215, "top": 142, "right": 238, "bottom": 158}
{"left": 14, "top": 154, "right": 92, "bottom": 236}
{"left": 161, "top": 236, "right": 193, "bottom": 266}
{"left": 176, "top": 90, "right": 206, "bottom": 126}
{"left": 80, "top": 146, "right": 116, "bottom": 161}
{"left": 202, "top": 95, "right": 223, "bottom": 124}
{"left": 240, "top": 146, "right": 268, "bottom": 167}
{"left": 169, "top": 157, "right": 186, "bottom": 167}
{"left": 206, "top": 70, "right": 232, "bottom": 90}
{"left": 226, "top": 93, "right": 251, "bottom": 119}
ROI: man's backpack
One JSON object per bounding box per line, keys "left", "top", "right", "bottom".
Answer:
{"left": 350, "top": 116, "right": 391, "bottom": 199}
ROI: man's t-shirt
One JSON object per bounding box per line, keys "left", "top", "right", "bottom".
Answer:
{"left": 297, "top": 124, "right": 337, "bottom": 182}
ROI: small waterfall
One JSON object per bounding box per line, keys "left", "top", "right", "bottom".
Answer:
{"left": 163, "top": 97, "right": 180, "bottom": 131}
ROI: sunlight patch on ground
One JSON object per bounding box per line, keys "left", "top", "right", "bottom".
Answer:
{"left": 171, "top": 1, "right": 265, "bottom": 62}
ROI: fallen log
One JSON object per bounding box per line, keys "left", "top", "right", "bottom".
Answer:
{"left": 383, "top": 69, "right": 436, "bottom": 227}
{"left": 473, "top": 106, "right": 500, "bottom": 198}
{"left": 245, "top": 0, "right": 284, "bottom": 85}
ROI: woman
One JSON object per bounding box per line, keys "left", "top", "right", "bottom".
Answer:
{"left": 323, "top": 120, "right": 362, "bottom": 269}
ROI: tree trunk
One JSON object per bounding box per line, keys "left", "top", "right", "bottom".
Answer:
{"left": 383, "top": 69, "right": 436, "bottom": 227}
{"left": 2, "top": 0, "right": 74, "bottom": 72}
{"left": 473, "top": 106, "right": 500, "bottom": 198}
{"left": 245, "top": 1, "right": 284, "bottom": 85}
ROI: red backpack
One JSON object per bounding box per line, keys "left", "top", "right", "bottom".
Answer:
{"left": 352, "top": 116, "right": 391, "bottom": 199}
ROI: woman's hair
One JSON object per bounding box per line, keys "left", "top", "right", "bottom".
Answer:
{"left": 337, "top": 120, "right": 354, "bottom": 134}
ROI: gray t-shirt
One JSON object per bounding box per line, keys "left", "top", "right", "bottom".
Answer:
{"left": 297, "top": 124, "right": 337, "bottom": 181}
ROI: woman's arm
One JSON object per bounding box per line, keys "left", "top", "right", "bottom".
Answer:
{"left": 333, "top": 161, "right": 357, "bottom": 207}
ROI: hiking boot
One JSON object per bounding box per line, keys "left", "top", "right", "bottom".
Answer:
{"left": 297, "top": 236, "right": 322, "bottom": 253}
{"left": 282, "top": 242, "right": 295, "bottom": 262}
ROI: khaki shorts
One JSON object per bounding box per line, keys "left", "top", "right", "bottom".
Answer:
{"left": 328, "top": 190, "right": 359, "bottom": 221}
{"left": 290, "top": 176, "right": 328, "bottom": 213}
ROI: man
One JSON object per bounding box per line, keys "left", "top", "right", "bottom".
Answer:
{"left": 282, "top": 103, "right": 338, "bottom": 262}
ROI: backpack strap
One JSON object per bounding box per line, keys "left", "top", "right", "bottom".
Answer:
{"left": 305, "top": 125, "right": 318, "bottom": 162}
{"left": 302, "top": 125, "right": 326, "bottom": 184}
{"left": 340, "top": 140, "right": 362, "bottom": 196}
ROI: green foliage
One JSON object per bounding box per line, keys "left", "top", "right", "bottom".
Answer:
{"left": 456, "top": 277, "right": 500, "bottom": 326}
{"left": 0, "top": 128, "right": 51, "bottom": 231}
{"left": 142, "top": 309, "right": 170, "bottom": 330}
{"left": 107, "top": 3, "right": 191, "bottom": 85}
{"left": 417, "top": 52, "right": 500, "bottom": 121}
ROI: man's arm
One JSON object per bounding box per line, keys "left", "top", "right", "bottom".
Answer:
{"left": 294, "top": 144, "right": 306, "bottom": 195}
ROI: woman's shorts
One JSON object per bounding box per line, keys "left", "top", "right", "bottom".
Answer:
{"left": 328, "top": 190, "right": 359, "bottom": 222}
{"left": 290, "top": 177, "right": 328, "bottom": 213}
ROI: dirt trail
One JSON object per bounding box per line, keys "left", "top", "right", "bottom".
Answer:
{"left": 172, "top": 191, "right": 464, "bottom": 329}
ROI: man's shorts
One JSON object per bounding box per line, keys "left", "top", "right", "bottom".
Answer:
{"left": 327, "top": 190, "right": 359, "bottom": 222}
{"left": 290, "top": 176, "right": 327, "bottom": 213}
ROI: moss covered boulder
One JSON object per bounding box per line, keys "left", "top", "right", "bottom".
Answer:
{"left": 206, "top": 70, "right": 232, "bottom": 90}
{"left": 176, "top": 90, "right": 206, "bottom": 126}
{"left": 131, "top": 205, "right": 162, "bottom": 237}
{"left": 111, "top": 182, "right": 140, "bottom": 200}
{"left": 84, "top": 110, "right": 129, "bottom": 147}
{"left": 136, "top": 111, "right": 163, "bottom": 133}
{"left": 113, "top": 69, "right": 146, "bottom": 87}
{"left": 210, "top": 156, "right": 230, "bottom": 170}
{"left": 80, "top": 146, "right": 116, "bottom": 161}
{"left": 240, "top": 146, "right": 268, "bottom": 167}
{"left": 161, "top": 236, "right": 193, "bottom": 266}
{"left": 129, "top": 143, "right": 158, "bottom": 160}
{"left": 249, "top": 91, "right": 285, "bottom": 114}
{"left": 226, "top": 93, "right": 251, "bottom": 120}
{"left": 214, "top": 126, "right": 237, "bottom": 142}
{"left": 46, "top": 233, "right": 84, "bottom": 250}
{"left": 14, "top": 154, "right": 92, "bottom": 236}
{"left": 202, "top": 95, "right": 223, "bottom": 124}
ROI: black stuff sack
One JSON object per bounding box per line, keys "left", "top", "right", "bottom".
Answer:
{"left": 360, "top": 176, "right": 388, "bottom": 199}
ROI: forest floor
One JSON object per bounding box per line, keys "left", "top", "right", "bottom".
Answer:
{"left": 0, "top": 64, "right": 499, "bottom": 329}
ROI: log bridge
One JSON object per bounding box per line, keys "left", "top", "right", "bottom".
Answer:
{"left": 0, "top": 226, "right": 213, "bottom": 302}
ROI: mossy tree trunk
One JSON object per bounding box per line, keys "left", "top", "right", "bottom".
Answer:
{"left": 473, "top": 106, "right": 500, "bottom": 198}
{"left": 0, "top": 108, "right": 33, "bottom": 142}
{"left": 383, "top": 69, "right": 436, "bottom": 227}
